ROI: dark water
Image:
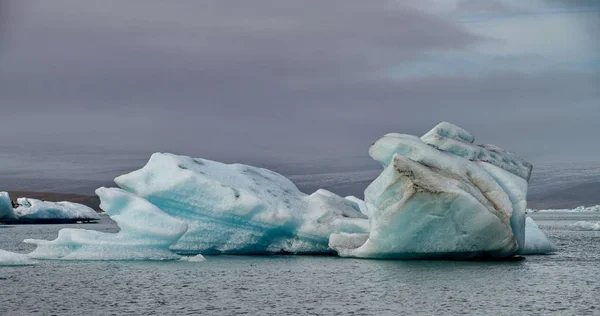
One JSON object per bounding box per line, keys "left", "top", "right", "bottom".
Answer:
{"left": 1, "top": 213, "right": 599, "bottom": 315}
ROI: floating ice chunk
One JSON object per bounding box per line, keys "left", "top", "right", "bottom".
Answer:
{"left": 520, "top": 217, "right": 558, "bottom": 255}
{"left": 25, "top": 188, "right": 188, "bottom": 260}
{"left": 0, "top": 249, "right": 36, "bottom": 266}
{"left": 571, "top": 221, "right": 600, "bottom": 231}
{"left": 179, "top": 254, "right": 206, "bottom": 262}
{"left": 331, "top": 122, "right": 530, "bottom": 259}
{"left": 14, "top": 198, "right": 100, "bottom": 221}
{"left": 115, "top": 153, "right": 369, "bottom": 255}
{"left": 0, "top": 192, "right": 16, "bottom": 220}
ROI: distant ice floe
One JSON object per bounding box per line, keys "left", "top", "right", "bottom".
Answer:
{"left": 0, "top": 191, "right": 100, "bottom": 223}
{"left": 14, "top": 198, "right": 100, "bottom": 221}
{"left": 571, "top": 221, "right": 600, "bottom": 231}
{"left": 528, "top": 205, "right": 600, "bottom": 213}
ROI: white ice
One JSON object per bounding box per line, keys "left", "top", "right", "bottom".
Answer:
{"left": 0, "top": 249, "right": 36, "bottom": 266}
{"left": 0, "top": 192, "right": 16, "bottom": 220}
{"left": 179, "top": 254, "right": 206, "bottom": 262}
{"left": 571, "top": 221, "right": 600, "bottom": 231}
{"left": 20, "top": 122, "right": 536, "bottom": 261}
{"left": 14, "top": 198, "right": 100, "bottom": 221}
{"left": 331, "top": 122, "right": 531, "bottom": 259}
{"left": 114, "top": 153, "right": 368, "bottom": 255}
{"left": 520, "top": 217, "right": 558, "bottom": 255}
{"left": 25, "top": 188, "right": 188, "bottom": 260}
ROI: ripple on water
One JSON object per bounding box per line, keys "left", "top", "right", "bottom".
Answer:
{"left": 1, "top": 213, "right": 599, "bottom": 315}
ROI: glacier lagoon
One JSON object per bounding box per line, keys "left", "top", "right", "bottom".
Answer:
{"left": 1, "top": 122, "right": 595, "bottom": 314}
{"left": 1, "top": 211, "right": 599, "bottom": 315}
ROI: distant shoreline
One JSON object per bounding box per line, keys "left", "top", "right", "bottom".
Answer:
{"left": 4, "top": 190, "right": 599, "bottom": 212}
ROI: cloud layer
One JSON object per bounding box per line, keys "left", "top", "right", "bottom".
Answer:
{"left": 0, "top": 0, "right": 598, "bottom": 168}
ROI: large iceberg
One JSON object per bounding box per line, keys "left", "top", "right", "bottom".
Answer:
{"left": 114, "top": 154, "right": 368, "bottom": 254}
{"left": 521, "top": 217, "right": 558, "bottom": 255}
{"left": 25, "top": 187, "right": 188, "bottom": 260}
{"left": 0, "top": 192, "right": 16, "bottom": 220}
{"left": 21, "top": 122, "right": 542, "bottom": 261}
{"left": 14, "top": 198, "right": 100, "bottom": 222}
{"left": 330, "top": 122, "right": 532, "bottom": 259}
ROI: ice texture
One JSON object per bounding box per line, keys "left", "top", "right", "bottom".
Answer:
{"left": 345, "top": 196, "right": 370, "bottom": 217}
{"left": 571, "top": 221, "right": 600, "bottom": 231}
{"left": 0, "top": 192, "right": 16, "bottom": 220}
{"left": 114, "top": 153, "right": 368, "bottom": 254}
{"left": 14, "top": 198, "right": 100, "bottom": 221}
{"left": 0, "top": 249, "right": 36, "bottom": 266}
{"left": 330, "top": 122, "right": 531, "bottom": 259}
{"left": 21, "top": 122, "right": 534, "bottom": 261}
{"left": 521, "top": 217, "right": 558, "bottom": 255}
{"left": 25, "top": 188, "right": 188, "bottom": 260}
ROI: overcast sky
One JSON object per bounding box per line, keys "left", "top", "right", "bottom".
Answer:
{"left": 0, "top": 0, "right": 598, "bottom": 170}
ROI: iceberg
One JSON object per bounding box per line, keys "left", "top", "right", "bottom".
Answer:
{"left": 13, "top": 198, "right": 101, "bottom": 222}
{"left": 0, "top": 192, "right": 16, "bottom": 220}
{"left": 114, "top": 154, "right": 368, "bottom": 254}
{"left": 330, "top": 122, "right": 532, "bottom": 259}
{"left": 25, "top": 188, "right": 188, "bottom": 260}
{"left": 0, "top": 249, "right": 36, "bottom": 266}
{"left": 21, "top": 122, "right": 536, "bottom": 261}
{"left": 571, "top": 221, "right": 600, "bottom": 231}
{"left": 521, "top": 217, "right": 558, "bottom": 255}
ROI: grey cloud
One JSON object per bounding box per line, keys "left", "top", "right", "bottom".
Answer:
{"left": 0, "top": 0, "right": 598, "bottom": 172}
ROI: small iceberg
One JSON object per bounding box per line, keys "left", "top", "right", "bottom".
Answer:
{"left": 571, "top": 221, "right": 600, "bottom": 231}
{"left": 520, "top": 217, "right": 558, "bottom": 255}
{"left": 0, "top": 192, "right": 16, "bottom": 220}
{"left": 0, "top": 192, "right": 100, "bottom": 224}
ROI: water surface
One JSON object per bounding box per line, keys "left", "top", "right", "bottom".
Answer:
{"left": 1, "top": 213, "right": 599, "bottom": 315}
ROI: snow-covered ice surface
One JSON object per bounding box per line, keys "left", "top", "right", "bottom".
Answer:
{"left": 115, "top": 153, "right": 368, "bottom": 255}
{"left": 13, "top": 198, "right": 100, "bottom": 221}
{"left": 25, "top": 188, "right": 188, "bottom": 260}
{"left": 520, "top": 217, "right": 558, "bottom": 255}
{"left": 331, "top": 122, "right": 531, "bottom": 259}
{"left": 0, "top": 192, "right": 16, "bottom": 220}
{"left": 571, "top": 221, "right": 600, "bottom": 231}
{"left": 0, "top": 249, "right": 36, "bottom": 266}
